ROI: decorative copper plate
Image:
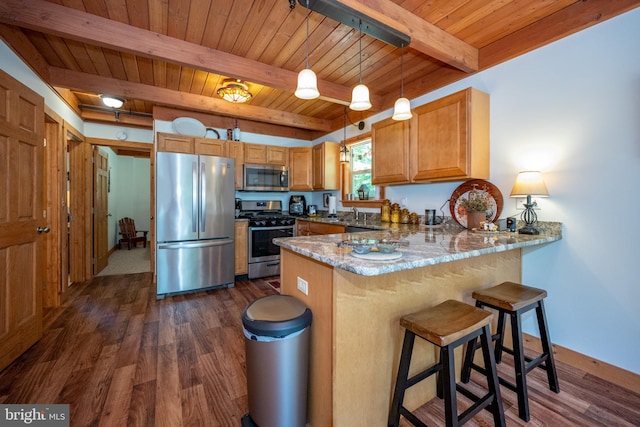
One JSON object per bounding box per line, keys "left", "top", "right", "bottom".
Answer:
{"left": 449, "top": 179, "right": 504, "bottom": 228}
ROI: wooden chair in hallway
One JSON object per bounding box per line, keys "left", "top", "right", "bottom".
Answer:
{"left": 118, "top": 217, "right": 148, "bottom": 250}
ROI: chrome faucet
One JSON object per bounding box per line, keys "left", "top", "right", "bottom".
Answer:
{"left": 352, "top": 207, "right": 359, "bottom": 221}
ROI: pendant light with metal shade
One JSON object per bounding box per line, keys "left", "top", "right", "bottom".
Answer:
{"left": 392, "top": 44, "right": 412, "bottom": 121}
{"left": 295, "top": 1, "right": 320, "bottom": 99}
{"left": 349, "top": 20, "right": 372, "bottom": 111}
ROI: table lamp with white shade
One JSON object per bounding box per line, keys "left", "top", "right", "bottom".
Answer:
{"left": 510, "top": 171, "right": 549, "bottom": 235}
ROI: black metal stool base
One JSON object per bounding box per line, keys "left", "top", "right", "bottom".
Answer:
{"left": 388, "top": 325, "right": 505, "bottom": 427}
{"left": 461, "top": 299, "right": 560, "bottom": 422}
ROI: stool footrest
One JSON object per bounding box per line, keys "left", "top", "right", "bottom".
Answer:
{"left": 398, "top": 407, "right": 429, "bottom": 427}
{"left": 467, "top": 362, "right": 520, "bottom": 393}
{"left": 406, "top": 364, "right": 442, "bottom": 389}
{"left": 456, "top": 385, "right": 498, "bottom": 425}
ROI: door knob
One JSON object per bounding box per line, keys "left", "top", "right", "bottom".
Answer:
{"left": 37, "top": 226, "right": 51, "bottom": 234}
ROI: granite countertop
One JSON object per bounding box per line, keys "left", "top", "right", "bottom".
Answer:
{"left": 274, "top": 223, "right": 562, "bottom": 276}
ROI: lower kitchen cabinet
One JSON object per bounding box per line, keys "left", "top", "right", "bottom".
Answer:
{"left": 296, "top": 220, "right": 345, "bottom": 236}
{"left": 235, "top": 221, "right": 248, "bottom": 275}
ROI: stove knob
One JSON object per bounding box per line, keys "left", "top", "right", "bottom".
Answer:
{"left": 270, "top": 219, "right": 277, "bottom": 226}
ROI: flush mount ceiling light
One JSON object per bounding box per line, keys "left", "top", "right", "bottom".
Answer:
{"left": 101, "top": 95, "right": 125, "bottom": 109}
{"left": 349, "top": 20, "right": 371, "bottom": 111}
{"left": 392, "top": 44, "right": 412, "bottom": 121}
{"left": 295, "top": 0, "right": 320, "bottom": 100}
{"left": 297, "top": 0, "right": 410, "bottom": 48}
{"left": 217, "top": 79, "right": 253, "bottom": 103}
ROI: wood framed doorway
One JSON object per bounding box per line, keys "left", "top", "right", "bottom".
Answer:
{"left": 87, "top": 137, "right": 153, "bottom": 276}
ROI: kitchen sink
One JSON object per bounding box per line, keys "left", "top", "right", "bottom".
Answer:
{"left": 345, "top": 225, "right": 377, "bottom": 233}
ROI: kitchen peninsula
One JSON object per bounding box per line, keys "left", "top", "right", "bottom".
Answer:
{"left": 274, "top": 223, "right": 561, "bottom": 426}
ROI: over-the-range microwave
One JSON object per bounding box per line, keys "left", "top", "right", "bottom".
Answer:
{"left": 243, "top": 164, "right": 289, "bottom": 192}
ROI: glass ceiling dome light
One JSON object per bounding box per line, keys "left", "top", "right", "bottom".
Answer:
{"left": 295, "top": 1, "right": 320, "bottom": 100}
{"left": 350, "top": 20, "right": 371, "bottom": 111}
{"left": 101, "top": 95, "right": 125, "bottom": 108}
{"left": 217, "top": 79, "right": 253, "bottom": 103}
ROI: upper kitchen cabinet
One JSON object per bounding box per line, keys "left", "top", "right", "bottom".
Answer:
{"left": 157, "top": 132, "right": 229, "bottom": 157}
{"left": 312, "top": 142, "right": 340, "bottom": 190}
{"left": 244, "top": 143, "right": 266, "bottom": 164}
{"left": 289, "top": 147, "right": 313, "bottom": 191}
{"left": 157, "top": 132, "right": 195, "bottom": 153}
{"left": 267, "top": 146, "right": 288, "bottom": 166}
{"left": 229, "top": 141, "right": 244, "bottom": 190}
{"left": 370, "top": 88, "right": 490, "bottom": 186}
{"left": 195, "top": 138, "right": 229, "bottom": 157}
{"left": 244, "top": 143, "right": 288, "bottom": 166}
{"left": 410, "top": 88, "right": 489, "bottom": 182}
{"left": 371, "top": 117, "right": 411, "bottom": 185}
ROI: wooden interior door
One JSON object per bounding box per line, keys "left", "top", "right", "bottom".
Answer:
{"left": 0, "top": 69, "right": 45, "bottom": 371}
{"left": 93, "top": 147, "right": 109, "bottom": 274}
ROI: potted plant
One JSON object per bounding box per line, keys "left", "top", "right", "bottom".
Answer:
{"left": 458, "top": 185, "right": 490, "bottom": 229}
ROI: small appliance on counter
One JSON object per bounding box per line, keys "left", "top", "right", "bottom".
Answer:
{"left": 289, "top": 195, "right": 306, "bottom": 216}
{"left": 307, "top": 205, "right": 317, "bottom": 216}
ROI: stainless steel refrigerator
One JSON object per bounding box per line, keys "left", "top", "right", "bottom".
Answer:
{"left": 156, "top": 152, "right": 235, "bottom": 296}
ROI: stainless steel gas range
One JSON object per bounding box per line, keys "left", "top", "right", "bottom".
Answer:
{"left": 238, "top": 200, "right": 295, "bottom": 279}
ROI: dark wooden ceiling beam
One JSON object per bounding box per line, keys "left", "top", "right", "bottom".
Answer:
{"left": 335, "top": 0, "right": 478, "bottom": 72}
{"left": 0, "top": 0, "right": 383, "bottom": 107}
{"left": 48, "top": 67, "right": 333, "bottom": 132}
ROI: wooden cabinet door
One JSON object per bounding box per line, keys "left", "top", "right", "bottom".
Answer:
{"left": 371, "top": 117, "right": 411, "bottom": 185}
{"left": 244, "top": 143, "right": 267, "bottom": 164}
{"left": 229, "top": 141, "right": 244, "bottom": 190}
{"left": 195, "top": 138, "right": 228, "bottom": 157}
{"left": 296, "top": 220, "right": 311, "bottom": 236}
{"left": 0, "top": 70, "right": 44, "bottom": 371}
{"left": 309, "top": 222, "right": 344, "bottom": 235}
{"left": 157, "top": 132, "right": 195, "bottom": 153}
{"left": 312, "top": 142, "right": 340, "bottom": 190}
{"left": 411, "top": 88, "right": 489, "bottom": 182}
{"left": 289, "top": 147, "right": 313, "bottom": 191}
{"left": 234, "top": 221, "right": 248, "bottom": 275}
{"left": 267, "top": 146, "right": 288, "bottom": 166}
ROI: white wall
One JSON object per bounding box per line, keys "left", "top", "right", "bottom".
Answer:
{"left": 106, "top": 150, "right": 151, "bottom": 248}
{"left": 321, "top": 9, "right": 640, "bottom": 374}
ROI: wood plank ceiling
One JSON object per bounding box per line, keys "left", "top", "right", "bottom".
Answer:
{"left": 0, "top": 0, "right": 638, "bottom": 139}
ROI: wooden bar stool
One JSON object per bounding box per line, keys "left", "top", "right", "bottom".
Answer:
{"left": 461, "top": 281, "right": 560, "bottom": 422}
{"left": 388, "top": 300, "right": 505, "bottom": 427}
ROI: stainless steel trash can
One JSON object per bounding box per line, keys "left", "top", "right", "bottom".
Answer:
{"left": 241, "top": 295, "right": 312, "bottom": 427}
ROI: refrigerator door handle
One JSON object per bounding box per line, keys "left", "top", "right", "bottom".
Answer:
{"left": 158, "top": 239, "right": 233, "bottom": 250}
{"left": 200, "top": 161, "right": 206, "bottom": 232}
{"left": 192, "top": 161, "right": 198, "bottom": 233}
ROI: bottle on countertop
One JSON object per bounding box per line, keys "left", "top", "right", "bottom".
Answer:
{"left": 380, "top": 199, "right": 391, "bottom": 222}
{"left": 233, "top": 120, "right": 241, "bottom": 141}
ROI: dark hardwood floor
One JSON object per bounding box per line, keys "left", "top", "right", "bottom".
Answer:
{"left": 0, "top": 273, "right": 638, "bottom": 426}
